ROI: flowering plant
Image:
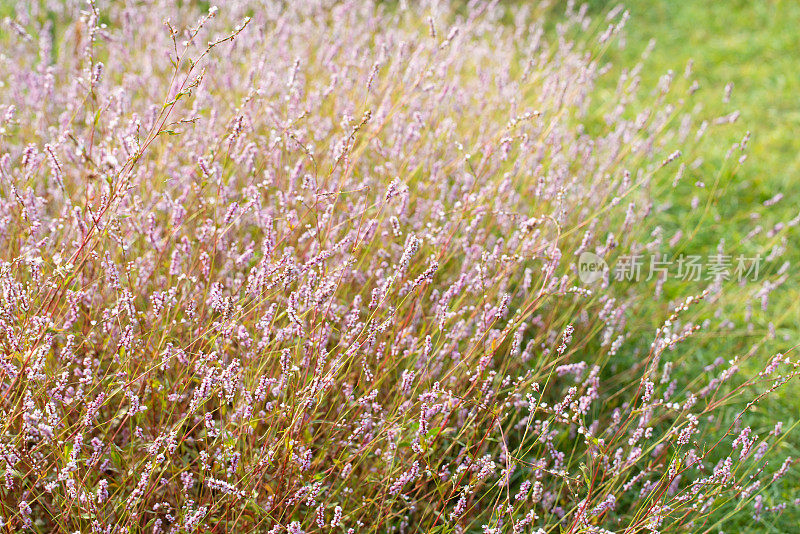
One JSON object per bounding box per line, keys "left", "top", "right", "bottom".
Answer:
{"left": 0, "top": 1, "right": 795, "bottom": 532}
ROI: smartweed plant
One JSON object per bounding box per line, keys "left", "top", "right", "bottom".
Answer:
{"left": 0, "top": 1, "right": 796, "bottom": 532}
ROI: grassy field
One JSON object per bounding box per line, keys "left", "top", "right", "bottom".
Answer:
{"left": 584, "top": 1, "right": 800, "bottom": 529}
{"left": 600, "top": 0, "right": 800, "bottom": 214}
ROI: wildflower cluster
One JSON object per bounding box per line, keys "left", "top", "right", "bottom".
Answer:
{"left": 0, "top": 1, "right": 795, "bottom": 532}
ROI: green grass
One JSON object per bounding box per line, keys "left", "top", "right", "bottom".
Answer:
{"left": 585, "top": 1, "right": 800, "bottom": 529}
{"left": 609, "top": 0, "right": 800, "bottom": 195}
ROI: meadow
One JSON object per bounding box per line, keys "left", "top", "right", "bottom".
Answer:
{"left": 0, "top": 1, "right": 798, "bottom": 532}
{"left": 576, "top": 2, "right": 800, "bottom": 529}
